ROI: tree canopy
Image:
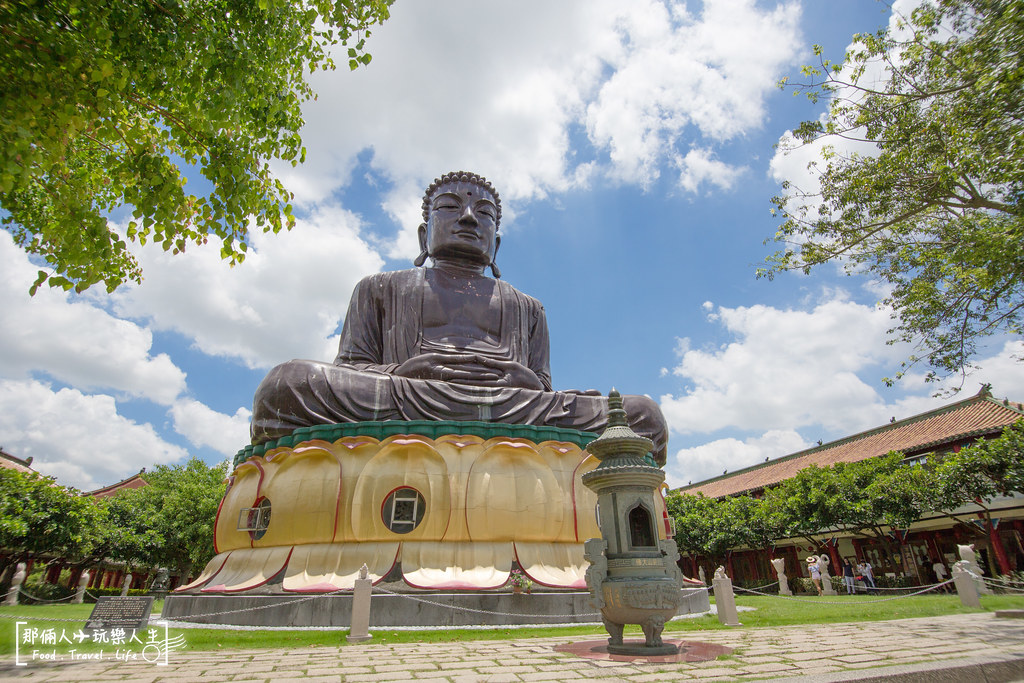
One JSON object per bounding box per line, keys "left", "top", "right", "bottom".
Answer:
{"left": 1, "top": 0, "right": 392, "bottom": 294}
{"left": 104, "top": 458, "right": 228, "bottom": 574}
{"left": 0, "top": 468, "right": 106, "bottom": 578}
{"left": 763, "top": 0, "right": 1023, "bottom": 386}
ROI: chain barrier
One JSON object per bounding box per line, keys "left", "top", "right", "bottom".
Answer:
{"left": 161, "top": 587, "right": 353, "bottom": 622}
{"left": 735, "top": 580, "right": 778, "bottom": 592}
{"left": 11, "top": 586, "right": 77, "bottom": 604}
{"left": 733, "top": 578, "right": 954, "bottom": 605}
{"left": 983, "top": 575, "right": 1024, "bottom": 588}
{"left": 982, "top": 577, "right": 1024, "bottom": 594}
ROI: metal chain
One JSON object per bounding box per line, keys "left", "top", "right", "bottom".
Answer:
{"left": 733, "top": 579, "right": 954, "bottom": 604}
{"left": 736, "top": 580, "right": 778, "bottom": 591}
{"left": 983, "top": 575, "right": 1024, "bottom": 587}
{"left": 11, "top": 586, "right": 78, "bottom": 604}
{"left": 162, "top": 587, "right": 352, "bottom": 622}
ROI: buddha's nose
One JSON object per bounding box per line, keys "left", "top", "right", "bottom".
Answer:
{"left": 458, "top": 204, "right": 478, "bottom": 225}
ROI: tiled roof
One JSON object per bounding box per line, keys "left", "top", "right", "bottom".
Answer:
{"left": 88, "top": 472, "right": 148, "bottom": 498}
{"left": 679, "top": 390, "right": 1024, "bottom": 499}
{"left": 0, "top": 449, "right": 34, "bottom": 473}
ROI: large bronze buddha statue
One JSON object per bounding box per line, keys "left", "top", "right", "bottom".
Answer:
{"left": 251, "top": 171, "right": 668, "bottom": 464}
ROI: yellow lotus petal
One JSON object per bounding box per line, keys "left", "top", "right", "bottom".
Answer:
{"left": 282, "top": 542, "right": 399, "bottom": 592}
{"left": 401, "top": 541, "right": 513, "bottom": 589}
{"left": 200, "top": 547, "right": 292, "bottom": 593}
{"left": 515, "top": 542, "right": 587, "bottom": 589}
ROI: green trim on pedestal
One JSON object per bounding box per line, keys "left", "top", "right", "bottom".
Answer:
{"left": 234, "top": 421, "right": 601, "bottom": 469}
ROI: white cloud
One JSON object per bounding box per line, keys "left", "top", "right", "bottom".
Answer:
{"left": 675, "top": 148, "right": 746, "bottom": 193}
{"left": 668, "top": 429, "right": 810, "bottom": 488}
{"left": 661, "top": 291, "right": 905, "bottom": 437}
{"left": 660, "top": 293, "right": 1024, "bottom": 487}
{"left": 170, "top": 399, "right": 252, "bottom": 457}
{"left": 0, "top": 232, "right": 187, "bottom": 405}
{"left": 0, "top": 379, "right": 188, "bottom": 491}
{"left": 110, "top": 205, "right": 384, "bottom": 369}
{"left": 587, "top": 0, "right": 800, "bottom": 186}
{"left": 275, "top": 0, "right": 803, "bottom": 258}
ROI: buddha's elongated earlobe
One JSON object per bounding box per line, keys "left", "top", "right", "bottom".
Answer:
{"left": 414, "top": 223, "right": 429, "bottom": 267}
{"left": 489, "top": 233, "right": 501, "bottom": 278}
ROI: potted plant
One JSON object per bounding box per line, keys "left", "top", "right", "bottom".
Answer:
{"left": 510, "top": 569, "right": 532, "bottom": 594}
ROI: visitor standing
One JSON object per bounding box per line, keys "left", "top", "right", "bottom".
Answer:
{"left": 842, "top": 558, "right": 856, "bottom": 594}
{"left": 858, "top": 560, "right": 876, "bottom": 593}
{"left": 807, "top": 556, "right": 823, "bottom": 596}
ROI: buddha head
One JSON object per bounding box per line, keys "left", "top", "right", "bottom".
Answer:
{"left": 416, "top": 171, "right": 503, "bottom": 277}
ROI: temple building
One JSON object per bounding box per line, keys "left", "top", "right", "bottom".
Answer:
{"left": 676, "top": 386, "right": 1024, "bottom": 585}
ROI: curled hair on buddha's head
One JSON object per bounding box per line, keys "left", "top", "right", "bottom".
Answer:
{"left": 421, "top": 171, "right": 502, "bottom": 229}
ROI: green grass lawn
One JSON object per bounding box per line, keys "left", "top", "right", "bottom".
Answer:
{"left": 2, "top": 593, "right": 1022, "bottom": 655}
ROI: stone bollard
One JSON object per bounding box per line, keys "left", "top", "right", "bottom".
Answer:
{"left": 4, "top": 563, "right": 26, "bottom": 606}
{"left": 952, "top": 561, "right": 981, "bottom": 608}
{"left": 771, "top": 558, "right": 792, "bottom": 596}
{"left": 698, "top": 566, "right": 707, "bottom": 585}
{"left": 72, "top": 570, "right": 90, "bottom": 604}
{"left": 818, "top": 555, "right": 837, "bottom": 596}
{"left": 120, "top": 573, "right": 132, "bottom": 597}
{"left": 347, "top": 564, "right": 373, "bottom": 643}
{"left": 957, "top": 544, "right": 991, "bottom": 595}
{"left": 712, "top": 567, "right": 740, "bottom": 627}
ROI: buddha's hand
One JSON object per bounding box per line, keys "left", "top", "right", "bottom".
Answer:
{"left": 471, "top": 356, "right": 544, "bottom": 390}
{"left": 393, "top": 353, "right": 543, "bottom": 390}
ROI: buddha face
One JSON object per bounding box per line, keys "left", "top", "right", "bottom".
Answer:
{"left": 420, "top": 181, "right": 500, "bottom": 267}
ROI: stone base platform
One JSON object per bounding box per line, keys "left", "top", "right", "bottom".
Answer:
{"left": 162, "top": 588, "right": 710, "bottom": 628}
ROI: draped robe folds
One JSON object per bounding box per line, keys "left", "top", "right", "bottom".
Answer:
{"left": 251, "top": 268, "right": 668, "bottom": 464}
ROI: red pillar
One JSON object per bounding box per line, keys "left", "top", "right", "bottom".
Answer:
{"left": 985, "top": 517, "right": 1012, "bottom": 575}
{"left": 827, "top": 543, "right": 841, "bottom": 569}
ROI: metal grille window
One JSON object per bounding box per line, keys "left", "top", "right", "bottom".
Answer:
{"left": 237, "top": 498, "right": 272, "bottom": 540}
{"left": 383, "top": 487, "right": 425, "bottom": 533}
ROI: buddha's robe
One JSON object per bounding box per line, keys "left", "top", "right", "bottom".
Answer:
{"left": 251, "top": 268, "right": 668, "bottom": 464}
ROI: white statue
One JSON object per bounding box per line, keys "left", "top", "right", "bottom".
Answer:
{"left": 957, "top": 543, "right": 991, "bottom": 594}
{"left": 72, "top": 570, "right": 90, "bottom": 604}
{"left": 714, "top": 565, "right": 728, "bottom": 580}
{"left": 4, "top": 562, "right": 26, "bottom": 606}
{"left": 698, "top": 565, "right": 707, "bottom": 585}
{"left": 771, "top": 557, "right": 792, "bottom": 596}
{"left": 817, "top": 554, "right": 837, "bottom": 595}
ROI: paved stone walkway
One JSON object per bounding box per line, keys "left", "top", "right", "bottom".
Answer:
{"left": 2, "top": 613, "right": 1024, "bottom": 682}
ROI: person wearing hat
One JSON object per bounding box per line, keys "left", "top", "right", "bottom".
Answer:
{"left": 807, "top": 555, "right": 823, "bottom": 595}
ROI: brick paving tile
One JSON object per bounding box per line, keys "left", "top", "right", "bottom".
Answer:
{"left": 470, "top": 674, "right": 523, "bottom": 683}
{"left": 407, "top": 678, "right": 453, "bottom": 683}
{"left": 474, "top": 665, "right": 539, "bottom": 675}
{"left": 305, "top": 667, "right": 372, "bottom": 676}
{"left": 734, "top": 655, "right": 783, "bottom": 664}
{"left": 434, "top": 659, "right": 497, "bottom": 671}
{"left": 517, "top": 671, "right": 584, "bottom": 681}
{"left": 264, "top": 677, "right": 340, "bottom": 683}
{"left": 535, "top": 663, "right": 592, "bottom": 672}
{"left": 348, "top": 672, "right": 420, "bottom": 682}
{"left": 677, "top": 667, "right": 739, "bottom": 677}
{"left": 372, "top": 662, "right": 439, "bottom": 673}
{"left": 834, "top": 653, "right": 885, "bottom": 663}
{"left": 741, "top": 662, "right": 799, "bottom": 674}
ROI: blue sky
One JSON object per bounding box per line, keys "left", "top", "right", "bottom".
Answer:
{"left": 2, "top": 0, "right": 1022, "bottom": 491}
